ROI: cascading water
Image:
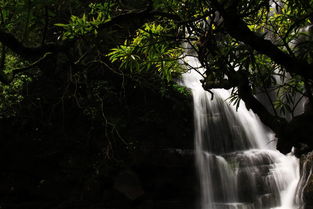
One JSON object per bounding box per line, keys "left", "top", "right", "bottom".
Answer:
{"left": 182, "top": 56, "right": 301, "bottom": 209}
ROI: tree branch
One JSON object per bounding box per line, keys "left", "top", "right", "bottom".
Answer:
{"left": 41, "top": 6, "right": 49, "bottom": 45}
{"left": 0, "top": 8, "right": 180, "bottom": 61}
{"left": 211, "top": 0, "right": 313, "bottom": 80}
{"left": 0, "top": 30, "right": 71, "bottom": 60}
{"left": 12, "top": 52, "right": 53, "bottom": 75}
{"left": 236, "top": 71, "right": 287, "bottom": 134}
{"left": 201, "top": 67, "right": 287, "bottom": 137}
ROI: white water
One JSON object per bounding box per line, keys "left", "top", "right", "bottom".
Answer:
{"left": 182, "top": 56, "right": 300, "bottom": 209}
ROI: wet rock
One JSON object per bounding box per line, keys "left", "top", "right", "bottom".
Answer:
{"left": 256, "top": 193, "right": 280, "bottom": 209}
{"left": 131, "top": 148, "right": 199, "bottom": 209}
{"left": 213, "top": 202, "right": 254, "bottom": 209}
{"left": 113, "top": 170, "right": 144, "bottom": 200}
{"left": 297, "top": 151, "right": 313, "bottom": 209}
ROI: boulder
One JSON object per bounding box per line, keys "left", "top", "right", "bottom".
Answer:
{"left": 296, "top": 151, "right": 313, "bottom": 209}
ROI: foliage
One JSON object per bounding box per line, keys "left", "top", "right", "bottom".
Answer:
{"left": 0, "top": 49, "right": 32, "bottom": 118}
{"left": 0, "top": 0, "right": 196, "bottom": 206}
{"left": 0, "top": 74, "right": 31, "bottom": 118}
{"left": 108, "top": 22, "right": 185, "bottom": 81}
{"left": 154, "top": 1, "right": 313, "bottom": 119}
{"left": 1, "top": 0, "right": 313, "bottom": 205}
{"left": 55, "top": 2, "right": 117, "bottom": 39}
{"left": 0, "top": 0, "right": 313, "bottom": 150}
{"left": 274, "top": 76, "right": 305, "bottom": 116}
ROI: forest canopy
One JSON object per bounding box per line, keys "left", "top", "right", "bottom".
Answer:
{"left": 0, "top": 0, "right": 313, "bottom": 154}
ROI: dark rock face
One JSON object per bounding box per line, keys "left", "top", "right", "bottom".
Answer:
{"left": 0, "top": 76, "right": 197, "bottom": 209}
{"left": 280, "top": 113, "right": 313, "bottom": 156}
{"left": 127, "top": 149, "right": 199, "bottom": 209}
{"left": 297, "top": 152, "right": 313, "bottom": 209}
{"left": 222, "top": 151, "right": 281, "bottom": 208}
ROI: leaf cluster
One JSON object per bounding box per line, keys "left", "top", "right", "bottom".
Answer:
{"left": 55, "top": 2, "right": 116, "bottom": 39}
{"left": 108, "top": 22, "right": 185, "bottom": 81}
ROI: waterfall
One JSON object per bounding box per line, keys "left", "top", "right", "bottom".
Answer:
{"left": 182, "top": 56, "right": 301, "bottom": 209}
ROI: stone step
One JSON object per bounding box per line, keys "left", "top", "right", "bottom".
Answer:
{"left": 213, "top": 202, "right": 255, "bottom": 209}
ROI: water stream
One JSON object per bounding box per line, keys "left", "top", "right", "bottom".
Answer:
{"left": 182, "top": 56, "right": 300, "bottom": 209}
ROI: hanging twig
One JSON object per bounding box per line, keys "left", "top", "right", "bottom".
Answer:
{"left": 41, "top": 6, "right": 49, "bottom": 45}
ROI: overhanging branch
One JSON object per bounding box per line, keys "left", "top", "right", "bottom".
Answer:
{"left": 0, "top": 8, "right": 181, "bottom": 62}
{"left": 0, "top": 30, "right": 72, "bottom": 60}
{"left": 236, "top": 71, "right": 287, "bottom": 134}
{"left": 211, "top": 0, "right": 313, "bottom": 80}
{"left": 201, "top": 69, "right": 288, "bottom": 136}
